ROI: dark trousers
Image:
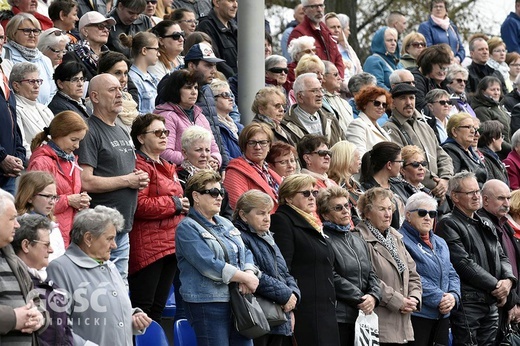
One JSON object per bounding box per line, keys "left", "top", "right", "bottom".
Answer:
{"left": 338, "top": 322, "right": 355, "bottom": 345}
{"left": 253, "top": 334, "right": 293, "bottom": 346}
{"left": 410, "top": 315, "right": 450, "bottom": 346}
{"left": 128, "top": 254, "right": 177, "bottom": 322}
{"left": 450, "top": 302, "right": 498, "bottom": 346}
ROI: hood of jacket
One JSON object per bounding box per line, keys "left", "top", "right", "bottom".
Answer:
{"left": 371, "top": 26, "right": 399, "bottom": 67}
{"left": 471, "top": 93, "right": 500, "bottom": 109}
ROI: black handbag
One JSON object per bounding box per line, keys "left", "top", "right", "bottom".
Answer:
{"left": 255, "top": 295, "right": 287, "bottom": 327}
{"left": 187, "top": 215, "right": 270, "bottom": 338}
{"left": 500, "top": 325, "right": 520, "bottom": 346}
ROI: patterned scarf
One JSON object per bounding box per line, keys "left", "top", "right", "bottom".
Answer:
{"left": 288, "top": 203, "right": 323, "bottom": 233}
{"left": 366, "top": 220, "right": 406, "bottom": 273}
{"left": 243, "top": 156, "right": 279, "bottom": 199}
{"left": 180, "top": 159, "right": 212, "bottom": 179}
{"left": 73, "top": 40, "right": 99, "bottom": 71}
{"left": 323, "top": 220, "right": 350, "bottom": 232}
{"left": 217, "top": 112, "right": 239, "bottom": 139}
{"left": 48, "top": 140, "right": 75, "bottom": 162}
{"left": 9, "top": 41, "right": 39, "bottom": 60}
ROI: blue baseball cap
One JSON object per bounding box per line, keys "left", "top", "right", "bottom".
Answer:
{"left": 185, "top": 42, "right": 225, "bottom": 63}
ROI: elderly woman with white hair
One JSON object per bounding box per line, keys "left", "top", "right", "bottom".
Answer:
{"left": 424, "top": 88, "right": 452, "bottom": 144}
{"left": 400, "top": 192, "right": 460, "bottom": 346}
{"left": 46, "top": 205, "right": 152, "bottom": 346}
{"left": 265, "top": 54, "right": 289, "bottom": 98}
{"left": 286, "top": 35, "right": 316, "bottom": 91}
{"left": 11, "top": 62, "right": 54, "bottom": 158}
{"left": 37, "top": 28, "right": 70, "bottom": 68}
{"left": 445, "top": 64, "right": 476, "bottom": 117}
{"left": 3, "top": 13, "right": 56, "bottom": 105}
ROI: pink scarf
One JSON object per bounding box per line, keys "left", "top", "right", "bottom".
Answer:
{"left": 431, "top": 14, "right": 450, "bottom": 31}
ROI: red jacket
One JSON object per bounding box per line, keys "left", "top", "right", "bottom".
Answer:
{"left": 223, "top": 157, "right": 281, "bottom": 212}
{"left": 28, "top": 144, "right": 81, "bottom": 245}
{"left": 1, "top": 7, "right": 53, "bottom": 31}
{"left": 504, "top": 150, "right": 520, "bottom": 190}
{"left": 288, "top": 16, "right": 344, "bottom": 78}
{"left": 129, "top": 152, "right": 184, "bottom": 275}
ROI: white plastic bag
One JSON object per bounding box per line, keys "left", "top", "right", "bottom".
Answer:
{"left": 354, "top": 310, "right": 379, "bottom": 346}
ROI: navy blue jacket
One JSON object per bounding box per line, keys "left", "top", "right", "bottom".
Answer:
{"left": 501, "top": 12, "right": 520, "bottom": 54}
{"left": 418, "top": 16, "right": 465, "bottom": 62}
{"left": 0, "top": 91, "right": 25, "bottom": 188}
{"left": 400, "top": 221, "right": 460, "bottom": 319}
{"left": 218, "top": 121, "right": 242, "bottom": 160}
{"left": 235, "top": 219, "right": 300, "bottom": 336}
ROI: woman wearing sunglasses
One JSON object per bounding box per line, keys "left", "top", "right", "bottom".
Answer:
{"left": 317, "top": 186, "right": 381, "bottom": 345}
{"left": 445, "top": 64, "right": 476, "bottom": 117}
{"left": 128, "top": 113, "right": 189, "bottom": 322}
{"left": 400, "top": 32, "right": 427, "bottom": 69}
{"left": 297, "top": 134, "right": 336, "bottom": 189}
{"left": 398, "top": 145, "right": 432, "bottom": 198}
{"left": 176, "top": 169, "right": 259, "bottom": 346}
{"left": 37, "top": 28, "right": 70, "bottom": 68}
{"left": 424, "top": 88, "right": 452, "bottom": 144}
{"left": 271, "top": 174, "right": 340, "bottom": 346}
{"left": 149, "top": 20, "right": 185, "bottom": 81}
{"left": 265, "top": 54, "right": 289, "bottom": 99}
{"left": 399, "top": 192, "right": 460, "bottom": 346}
{"left": 354, "top": 187, "right": 422, "bottom": 345}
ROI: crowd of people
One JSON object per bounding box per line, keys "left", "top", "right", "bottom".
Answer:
{"left": 2, "top": 0, "right": 520, "bottom": 345}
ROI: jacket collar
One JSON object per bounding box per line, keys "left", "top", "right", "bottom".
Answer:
{"left": 65, "top": 242, "right": 104, "bottom": 269}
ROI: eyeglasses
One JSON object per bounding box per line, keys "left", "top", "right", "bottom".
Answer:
{"left": 198, "top": 187, "right": 225, "bottom": 198}
{"left": 146, "top": 0, "right": 157, "bottom": 3}
{"left": 433, "top": 99, "right": 452, "bottom": 106}
{"left": 268, "top": 67, "right": 289, "bottom": 74}
{"left": 403, "top": 160, "right": 428, "bottom": 168}
{"left": 410, "top": 42, "right": 426, "bottom": 48}
{"left": 65, "top": 76, "right": 85, "bottom": 83}
{"left": 454, "top": 189, "right": 481, "bottom": 197}
{"left": 325, "top": 72, "right": 339, "bottom": 77}
{"left": 309, "top": 150, "right": 332, "bottom": 157}
{"left": 88, "top": 23, "right": 112, "bottom": 31}
{"left": 246, "top": 140, "right": 270, "bottom": 147}
{"left": 409, "top": 208, "right": 438, "bottom": 218}
{"left": 180, "top": 19, "right": 199, "bottom": 25}
{"left": 301, "top": 48, "right": 317, "bottom": 55}
{"left": 297, "top": 190, "right": 319, "bottom": 198}
{"left": 163, "top": 31, "right": 185, "bottom": 41}
{"left": 330, "top": 203, "right": 350, "bottom": 212}
{"left": 37, "top": 193, "right": 59, "bottom": 202}
{"left": 19, "top": 79, "right": 43, "bottom": 86}
{"left": 273, "top": 158, "right": 297, "bottom": 166}
{"left": 47, "top": 46, "right": 67, "bottom": 55}
{"left": 17, "top": 28, "right": 42, "bottom": 36}
{"left": 146, "top": 46, "right": 160, "bottom": 51}
{"left": 214, "top": 91, "right": 233, "bottom": 99}
{"left": 143, "top": 129, "right": 170, "bottom": 137}
{"left": 453, "top": 78, "right": 468, "bottom": 84}
{"left": 457, "top": 125, "right": 478, "bottom": 132}
{"left": 31, "top": 240, "right": 51, "bottom": 248}
{"left": 370, "top": 100, "right": 387, "bottom": 108}
{"left": 304, "top": 3, "right": 325, "bottom": 9}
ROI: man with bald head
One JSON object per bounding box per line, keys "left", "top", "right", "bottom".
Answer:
{"left": 77, "top": 74, "right": 149, "bottom": 285}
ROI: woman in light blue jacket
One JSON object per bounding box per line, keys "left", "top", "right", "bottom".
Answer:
{"left": 176, "top": 169, "right": 259, "bottom": 346}
{"left": 400, "top": 192, "right": 460, "bottom": 346}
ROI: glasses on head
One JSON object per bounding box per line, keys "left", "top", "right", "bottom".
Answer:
{"left": 409, "top": 208, "right": 438, "bottom": 218}
{"left": 410, "top": 42, "right": 426, "bottom": 48}
{"left": 143, "top": 129, "right": 170, "bottom": 137}
{"left": 198, "top": 187, "right": 225, "bottom": 198}
{"left": 325, "top": 72, "right": 339, "bottom": 77}
{"left": 453, "top": 78, "right": 468, "bottom": 84}
{"left": 247, "top": 140, "right": 270, "bottom": 148}
{"left": 273, "top": 158, "right": 297, "bottom": 166}
{"left": 297, "top": 190, "right": 319, "bottom": 198}
{"left": 88, "top": 23, "right": 112, "bottom": 31}
{"left": 65, "top": 76, "right": 86, "bottom": 83}
{"left": 301, "top": 48, "right": 317, "bottom": 55}
{"left": 31, "top": 239, "right": 51, "bottom": 248}
{"left": 19, "top": 79, "right": 43, "bottom": 86}
{"left": 163, "top": 31, "right": 185, "bottom": 41}
{"left": 454, "top": 189, "right": 481, "bottom": 197}
{"left": 17, "top": 28, "right": 42, "bottom": 36}
{"left": 370, "top": 100, "right": 387, "bottom": 108}
{"left": 434, "top": 99, "right": 452, "bottom": 106}
{"left": 47, "top": 46, "right": 67, "bottom": 55}
{"left": 304, "top": 3, "right": 325, "bottom": 9}
{"left": 457, "top": 125, "right": 478, "bottom": 132}
{"left": 214, "top": 91, "right": 233, "bottom": 99}
{"left": 37, "top": 193, "right": 59, "bottom": 202}
{"left": 330, "top": 203, "right": 350, "bottom": 212}
{"left": 180, "top": 19, "right": 199, "bottom": 25}
{"left": 268, "top": 67, "right": 289, "bottom": 74}
{"left": 50, "top": 29, "right": 66, "bottom": 36}
{"left": 403, "top": 160, "right": 428, "bottom": 168}
{"left": 309, "top": 150, "right": 332, "bottom": 157}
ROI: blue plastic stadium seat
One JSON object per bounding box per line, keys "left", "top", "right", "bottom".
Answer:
{"left": 135, "top": 320, "right": 169, "bottom": 346}
{"left": 162, "top": 284, "right": 176, "bottom": 318}
{"left": 174, "top": 319, "right": 197, "bottom": 346}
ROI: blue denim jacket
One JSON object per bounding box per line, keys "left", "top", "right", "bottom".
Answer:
{"left": 129, "top": 65, "right": 159, "bottom": 115}
{"left": 176, "top": 208, "right": 256, "bottom": 303}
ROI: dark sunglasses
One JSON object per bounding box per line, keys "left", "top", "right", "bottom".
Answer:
{"left": 410, "top": 42, "right": 426, "bottom": 48}
{"left": 370, "top": 100, "right": 387, "bottom": 108}
{"left": 198, "top": 188, "right": 225, "bottom": 198}
{"left": 434, "top": 100, "right": 452, "bottom": 106}
{"left": 453, "top": 78, "right": 468, "bottom": 84}
{"left": 146, "top": 0, "right": 157, "bottom": 3}
{"left": 163, "top": 31, "right": 185, "bottom": 40}
{"left": 143, "top": 129, "right": 170, "bottom": 137}
{"left": 309, "top": 150, "right": 332, "bottom": 157}
{"left": 297, "top": 190, "right": 319, "bottom": 198}
{"left": 403, "top": 160, "right": 428, "bottom": 168}
{"left": 268, "top": 67, "right": 289, "bottom": 74}
{"left": 214, "top": 91, "right": 233, "bottom": 99}
{"left": 409, "top": 208, "right": 437, "bottom": 218}
{"left": 331, "top": 203, "right": 350, "bottom": 212}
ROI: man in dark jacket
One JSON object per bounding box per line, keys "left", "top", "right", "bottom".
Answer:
{"left": 106, "top": 0, "right": 152, "bottom": 58}
{"left": 437, "top": 172, "right": 517, "bottom": 346}
{"left": 196, "top": 0, "right": 237, "bottom": 78}
{"left": 467, "top": 36, "right": 507, "bottom": 95}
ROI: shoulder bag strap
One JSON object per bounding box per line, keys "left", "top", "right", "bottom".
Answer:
{"left": 188, "top": 214, "right": 230, "bottom": 263}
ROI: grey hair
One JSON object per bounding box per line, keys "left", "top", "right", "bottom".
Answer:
{"left": 37, "top": 28, "right": 70, "bottom": 53}
{"left": 448, "top": 171, "right": 476, "bottom": 197}
{"left": 405, "top": 192, "right": 438, "bottom": 212}
{"left": 512, "top": 129, "right": 520, "bottom": 149}
{"left": 293, "top": 72, "right": 317, "bottom": 94}
{"left": 389, "top": 69, "right": 413, "bottom": 86}
{"left": 0, "top": 189, "right": 14, "bottom": 214}
{"left": 300, "top": 0, "right": 311, "bottom": 5}
{"left": 10, "top": 62, "right": 39, "bottom": 83}
{"left": 446, "top": 64, "right": 469, "bottom": 82}
{"left": 347, "top": 72, "right": 377, "bottom": 95}
{"left": 181, "top": 125, "right": 212, "bottom": 151}
{"left": 469, "top": 37, "right": 487, "bottom": 52}
{"left": 265, "top": 55, "right": 287, "bottom": 71}
{"left": 209, "top": 78, "right": 230, "bottom": 96}
{"left": 12, "top": 214, "right": 52, "bottom": 255}
{"left": 288, "top": 36, "right": 315, "bottom": 62}
{"left": 336, "top": 13, "right": 350, "bottom": 28}
{"left": 425, "top": 88, "right": 450, "bottom": 104}
{"left": 70, "top": 205, "right": 124, "bottom": 245}
{"left": 323, "top": 60, "right": 337, "bottom": 74}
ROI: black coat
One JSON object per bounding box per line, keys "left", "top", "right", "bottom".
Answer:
{"left": 48, "top": 92, "right": 92, "bottom": 119}
{"left": 466, "top": 62, "right": 507, "bottom": 95}
{"left": 271, "top": 204, "right": 340, "bottom": 346}
{"left": 106, "top": 9, "right": 153, "bottom": 58}
{"left": 501, "top": 89, "right": 520, "bottom": 113}
{"left": 441, "top": 140, "right": 488, "bottom": 186}
{"left": 479, "top": 146, "right": 509, "bottom": 184}
{"left": 0, "top": 89, "right": 25, "bottom": 188}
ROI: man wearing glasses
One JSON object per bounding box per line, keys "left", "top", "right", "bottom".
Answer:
{"left": 288, "top": 0, "right": 344, "bottom": 79}
{"left": 437, "top": 172, "right": 516, "bottom": 346}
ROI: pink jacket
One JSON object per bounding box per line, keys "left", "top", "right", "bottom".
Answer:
{"left": 154, "top": 102, "right": 222, "bottom": 166}
{"left": 504, "top": 149, "right": 520, "bottom": 190}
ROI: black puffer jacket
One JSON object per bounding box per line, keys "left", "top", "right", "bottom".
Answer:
{"left": 323, "top": 222, "right": 381, "bottom": 324}
{"left": 436, "top": 207, "right": 516, "bottom": 304}
{"left": 441, "top": 139, "right": 488, "bottom": 186}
